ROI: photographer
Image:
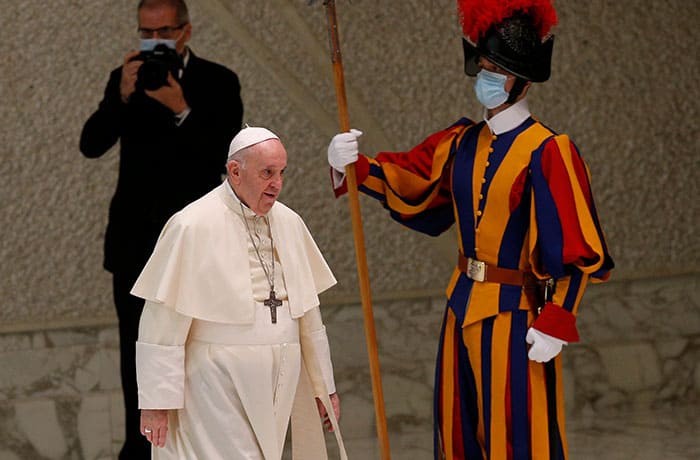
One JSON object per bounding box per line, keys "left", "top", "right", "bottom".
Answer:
{"left": 79, "top": 1, "right": 243, "bottom": 458}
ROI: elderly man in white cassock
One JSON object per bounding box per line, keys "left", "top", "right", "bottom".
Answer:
{"left": 131, "top": 126, "right": 347, "bottom": 459}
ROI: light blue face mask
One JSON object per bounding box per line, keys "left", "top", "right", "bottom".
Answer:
{"left": 139, "top": 38, "right": 177, "bottom": 52}
{"left": 474, "top": 69, "right": 509, "bottom": 109}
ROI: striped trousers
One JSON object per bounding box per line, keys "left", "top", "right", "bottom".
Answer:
{"left": 434, "top": 308, "right": 568, "bottom": 460}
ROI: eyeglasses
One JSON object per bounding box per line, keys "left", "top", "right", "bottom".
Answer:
{"left": 137, "top": 23, "right": 186, "bottom": 39}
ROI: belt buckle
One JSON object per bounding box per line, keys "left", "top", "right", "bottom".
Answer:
{"left": 467, "top": 258, "right": 486, "bottom": 282}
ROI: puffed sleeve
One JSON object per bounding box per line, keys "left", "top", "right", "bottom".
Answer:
{"left": 528, "top": 135, "right": 614, "bottom": 341}
{"left": 332, "top": 120, "right": 475, "bottom": 236}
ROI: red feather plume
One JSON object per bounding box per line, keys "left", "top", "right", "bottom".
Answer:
{"left": 457, "top": 0, "right": 558, "bottom": 42}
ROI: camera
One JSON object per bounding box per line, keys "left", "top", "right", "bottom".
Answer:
{"left": 131, "top": 44, "right": 183, "bottom": 91}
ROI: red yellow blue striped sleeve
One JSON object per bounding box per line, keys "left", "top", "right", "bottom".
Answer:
{"left": 528, "top": 135, "right": 614, "bottom": 341}
{"left": 332, "top": 119, "right": 474, "bottom": 236}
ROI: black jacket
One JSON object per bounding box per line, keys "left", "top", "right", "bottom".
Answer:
{"left": 80, "top": 49, "right": 243, "bottom": 277}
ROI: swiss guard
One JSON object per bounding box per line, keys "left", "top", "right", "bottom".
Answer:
{"left": 326, "top": 0, "right": 614, "bottom": 459}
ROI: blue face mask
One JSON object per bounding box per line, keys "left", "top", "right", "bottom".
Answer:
{"left": 474, "top": 69, "right": 509, "bottom": 109}
{"left": 139, "top": 38, "right": 177, "bottom": 52}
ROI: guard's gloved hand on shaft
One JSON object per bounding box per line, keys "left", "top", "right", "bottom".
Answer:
{"left": 526, "top": 328, "right": 567, "bottom": 363}
{"left": 328, "top": 129, "right": 363, "bottom": 172}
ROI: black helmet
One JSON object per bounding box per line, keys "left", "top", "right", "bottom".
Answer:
{"left": 463, "top": 12, "right": 554, "bottom": 82}
{"left": 457, "top": 0, "right": 558, "bottom": 83}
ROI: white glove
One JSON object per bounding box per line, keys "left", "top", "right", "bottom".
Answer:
{"left": 526, "top": 328, "right": 567, "bottom": 363}
{"left": 328, "top": 129, "right": 363, "bottom": 172}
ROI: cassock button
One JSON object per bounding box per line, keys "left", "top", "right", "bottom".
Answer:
{"left": 492, "top": 135, "right": 497, "bottom": 141}
{"left": 481, "top": 178, "right": 486, "bottom": 183}
{"left": 488, "top": 147, "right": 494, "bottom": 153}
{"left": 479, "top": 194, "right": 484, "bottom": 200}
{"left": 476, "top": 210, "right": 482, "bottom": 216}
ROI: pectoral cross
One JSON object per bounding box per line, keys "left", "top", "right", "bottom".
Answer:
{"left": 264, "top": 290, "right": 282, "bottom": 324}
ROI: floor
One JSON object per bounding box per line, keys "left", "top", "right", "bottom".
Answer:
{"left": 565, "top": 404, "right": 700, "bottom": 460}
{"left": 312, "top": 403, "right": 700, "bottom": 459}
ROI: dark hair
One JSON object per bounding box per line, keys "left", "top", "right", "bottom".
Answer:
{"left": 138, "top": 0, "right": 190, "bottom": 25}
{"left": 506, "top": 77, "right": 528, "bottom": 105}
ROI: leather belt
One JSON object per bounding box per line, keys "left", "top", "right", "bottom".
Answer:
{"left": 458, "top": 253, "right": 537, "bottom": 287}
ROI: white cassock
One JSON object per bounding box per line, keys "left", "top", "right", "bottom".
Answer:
{"left": 132, "top": 182, "right": 347, "bottom": 460}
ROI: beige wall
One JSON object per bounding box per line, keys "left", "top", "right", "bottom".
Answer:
{"left": 1, "top": 1, "right": 699, "bottom": 458}
{"left": 1, "top": 0, "right": 698, "bottom": 326}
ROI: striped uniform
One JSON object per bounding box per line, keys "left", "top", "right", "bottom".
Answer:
{"left": 334, "top": 111, "right": 613, "bottom": 459}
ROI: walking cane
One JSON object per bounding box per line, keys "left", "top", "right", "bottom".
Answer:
{"left": 317, "top": 1, "right": 391, "bottom": 458}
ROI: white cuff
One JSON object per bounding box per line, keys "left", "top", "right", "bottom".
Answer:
{"left": 174, "top": 106, "right": 191, "bottom": 126}
{"left": 306, "top": 326, "right": 336, "bottom": 395}
{"left": 331, "top": 168, "right": 346, "bottom": 189}
{"left": 136, "top": 341, "right": 186, "bottom": 409}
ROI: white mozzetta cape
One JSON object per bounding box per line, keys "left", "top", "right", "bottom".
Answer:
{"left": 132, "top": 182, "right": 336, "bottom": 321}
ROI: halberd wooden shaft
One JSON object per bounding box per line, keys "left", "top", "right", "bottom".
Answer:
{"left": 323, "top": 1, "right": 391, "bottom": 458}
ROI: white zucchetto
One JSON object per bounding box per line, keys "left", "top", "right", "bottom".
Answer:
{"left": 227, "top": 125, "right": 280, "bottom": 159}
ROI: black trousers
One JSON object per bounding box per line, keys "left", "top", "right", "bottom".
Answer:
{"left": 113, "top": 273, "right": 152, "bottom": 460}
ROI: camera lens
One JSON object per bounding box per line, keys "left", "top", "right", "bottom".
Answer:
{"left": 138, "top": 60, "right": 169, "bottom": 91}
{"left": 134, "top": 44, "right": 182, "bottom": 91}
